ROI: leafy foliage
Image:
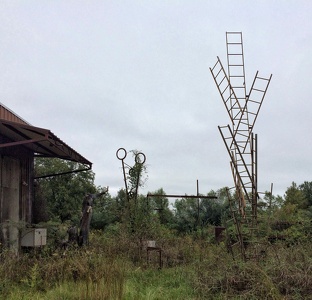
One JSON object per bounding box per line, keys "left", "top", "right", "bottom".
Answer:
{"left": 284, "top": 181, "right": 308, "bottom": 209}
{"left": 33, "top": 157, "right": 312, "bottom": 248}
{"left": 147, "top": 188, "right": 174, "bottom": 227}
{"left": 299, "top": 181, "right": 312, "bottom": 207}
{"left": 34, "top": 158, "right": 97, "bottom": 223}
{"left": 90, "top": 191, "right": 120, "bottom": 230}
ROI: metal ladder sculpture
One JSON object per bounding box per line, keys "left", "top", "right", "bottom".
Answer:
{"left": 210, "top": 32, "right": 272, "bottom": 260}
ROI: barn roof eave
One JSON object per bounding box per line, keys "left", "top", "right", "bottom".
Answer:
{"left": 0, "top": 119, "right": 92, "bottom": 168}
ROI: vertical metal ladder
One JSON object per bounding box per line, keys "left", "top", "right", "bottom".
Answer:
{"left": 226, "top": 32, "right": 247, "bottom": 119}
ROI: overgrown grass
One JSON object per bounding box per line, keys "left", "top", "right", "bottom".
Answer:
{"left": 192, "top": 242, "right": 312, "bottom": 299}
{"left": 124, "top": 267, "right": 196, "bottom": 299}
{"left": 0, "top": 229, "right": 311, "bottom": 299}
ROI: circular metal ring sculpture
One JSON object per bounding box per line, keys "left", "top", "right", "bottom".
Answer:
{"left": 135, "top": 152, "right": 146, "bottom": 164}
{"left": 116, "top": 147, "right": 127, "bottom": 160}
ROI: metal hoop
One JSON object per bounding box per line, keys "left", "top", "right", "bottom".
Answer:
{"left": 116, "top": 147, "right": 127, "bottom": 160}
{"left": 135, "top": 152, "right": 146, "bottom": 164}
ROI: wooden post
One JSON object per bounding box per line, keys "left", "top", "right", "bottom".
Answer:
{"left": 78, "top": 188, "right": 108, "bottom": 246}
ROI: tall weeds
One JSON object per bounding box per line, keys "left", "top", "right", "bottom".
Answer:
{"left": 192, "top": 242, "right": 312, "bottom": 299}
{"left": 0, "top": 230, "right": 311, "bottom": 299}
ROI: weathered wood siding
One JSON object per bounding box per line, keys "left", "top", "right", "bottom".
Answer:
{"left": 0, "top": 133, "right": 34, "bottom": 248}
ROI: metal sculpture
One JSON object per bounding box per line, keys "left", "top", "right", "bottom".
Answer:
{"left": 116, "top": 148, "right": 146, "bottom": 227}
{"left": 210, "top": 32, "right": 272, "bottom": 260}
{"left": 148, "top": 180, "right": 217, "bottom": 231}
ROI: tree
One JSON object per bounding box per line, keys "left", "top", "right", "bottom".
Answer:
{"left": 264, "top": 191, "right": 284, "bottom": 208}
{"left": 200, "top": 193, "right": 223, "bottom": 226}
{"left": 34, "top": 158, "right": 98, "bottom": 223}
{"left": 114, "top": 188, "right": 128, "bottom": 222}
{"left": 126, "top": 150, "right": 148, "bottom": 199}
{"left": 266, "top": 181, "right": 312, "bottom": 244}
{"left": 171, "top": 189, "right": 230, "bottom": 234}
{"left": 299, "top": 181, "right": 312, "bottom": 207}
{"left": 216, "top": 187, "right": 230, "bottom": 204}
{"left": 91, "top": 191, "right": 121, "bottom": 229}
{"left": 147, "top": 188, "right": 174, "bottom": 227}
{"left": 173, "top": 197, "right": 198, "bottom": 233}
{"left": 284, "top": 182, "right": 308, "bottom": 209}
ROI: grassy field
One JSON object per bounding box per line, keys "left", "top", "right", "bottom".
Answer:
{"left": 0, "top": 229, "right": 311, "bottom": 300}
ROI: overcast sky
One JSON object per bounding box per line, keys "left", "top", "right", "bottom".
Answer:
{"left": 0, "top": 1, "right": 311, "bottom": 197}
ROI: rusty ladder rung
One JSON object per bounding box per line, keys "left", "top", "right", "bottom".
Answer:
{"left": 256, "top": 75, "right": 270, "bottom": 81}
{"left": 248, "top": 99, "right": 261, "bottom": 104}
{"left": 252, "top": 88, "right": 265, "bottom": 93}
{"left": 217, "top": 74, "right": 226, "bottom": 85}
{"left": 221, "top": 84, "right": 230, "bottom": 95}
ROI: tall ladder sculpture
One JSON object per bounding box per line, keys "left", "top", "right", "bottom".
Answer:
{"left": 210, "top": 32, "right": 272, "bottom": 260}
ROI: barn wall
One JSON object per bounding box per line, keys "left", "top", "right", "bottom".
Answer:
{"left": 0, "top": 136, "right": 34, "bottom": 249}
{"left": 20, "top": 156, "right": 33, "bottom": 224}
{"left": 1, "top": 156, "right": 20, "bottom": 248}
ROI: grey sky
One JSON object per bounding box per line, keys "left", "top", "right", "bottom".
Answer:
{"left": 1, "top": 1, "right": 311, "bottom": 197}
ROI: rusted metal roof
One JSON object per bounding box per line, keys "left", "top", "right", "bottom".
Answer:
{"left": 0, "top": 119, "right": 92, "bottom": 167}
{"left": 0, "top": 103, "right": 30, "bottom": 125}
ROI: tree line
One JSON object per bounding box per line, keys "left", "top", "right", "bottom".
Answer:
{"left": 34, "top": 158, "right": 312, "bottom": 243}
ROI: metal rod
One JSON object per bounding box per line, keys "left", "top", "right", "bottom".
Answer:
{"left": 34, "top": 164, "right": 92, "bottom": 179}
{"left": 197, "top": 179, "right": 200, "bottom": 227}
{"left": 147, "top": 193, "right": 217, "bottom": 199}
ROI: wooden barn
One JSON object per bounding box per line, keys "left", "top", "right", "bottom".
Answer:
{"left": 0, "top": 103, "right": 92, "bottom": 250}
